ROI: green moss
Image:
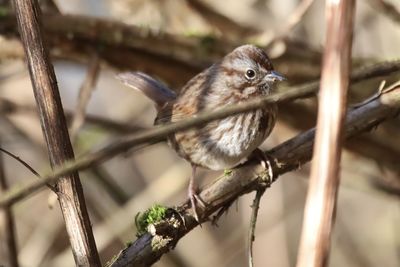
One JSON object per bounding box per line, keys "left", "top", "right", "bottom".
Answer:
{"left": 135, "top": 204, "right": 168, "bottom": 237}
{"left": 224, "top": 169, "right": 232, "bottom": 176}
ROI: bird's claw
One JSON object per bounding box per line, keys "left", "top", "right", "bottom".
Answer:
{"left": 188, "top": 191, "right": 207, "bottom": 222}
{"left": 252, "top": 148, "right": 275, "bottom": 184}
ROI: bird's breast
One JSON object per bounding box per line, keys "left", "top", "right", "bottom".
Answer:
{"left": 169, "top": 106, "right": 276, "bottom": 170}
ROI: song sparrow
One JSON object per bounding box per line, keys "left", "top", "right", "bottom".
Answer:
{"left": 118, "top": 44, "right": 285, "bottom": 220}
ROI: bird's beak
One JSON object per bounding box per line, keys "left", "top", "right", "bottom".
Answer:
{"left": 265, "top": 71, "right": 286, "bottom": 82}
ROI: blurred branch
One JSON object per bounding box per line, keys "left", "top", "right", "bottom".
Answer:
{"left": 12, "top": 0, "right": 100, "bottom": 266}
{"left": 107, "top": 81, "right": 400, "bottom": 267}
{"left": 0, "top": 60, "right": 399, "bottom": 207}
{"left": 371, "top": 167, "right": 400, "bottom": 196}
{"left": 280, "top": 101, "right": 400, "bottom": 191}
{"left": 0, "top": 13, "right": 323, "bottom": 84}
{"left": 39, "top": 0, "right": 61, "bottom": 13}
{"left": 263, "top": 0, "right": 315, "bottom": 48}
{"left": 297, "top": 0, "right": 355, "bottom": 266}
{"left": 70, "top": 53, "right": 100, "bottom": 141}
{"left": 0, "top": 140, "right": 19, "bottom": 267}
{"left": 0, "top": 98, "right": 144, "bottom": 134}
{"left": 186, "top": 0, "right": 258, "bottom": 38}
{"left": 89, "top": 165, "right": 130, "bottom": 205}
{"left": 368, "top": 0, "right": 400, "bottom": 24}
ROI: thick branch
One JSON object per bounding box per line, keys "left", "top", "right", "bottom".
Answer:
{"left": 107, "top": 82, "right": 400, "bottom": 267}
{"left": 12, "top": 0, "right": 100, "bottom": 266}
{"left": 297, "top": 1, "right": 355, "bottom": 266}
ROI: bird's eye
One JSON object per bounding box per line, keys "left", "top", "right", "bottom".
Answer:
{"left": 245, "top": 69, "right": 256, "bottom": 80}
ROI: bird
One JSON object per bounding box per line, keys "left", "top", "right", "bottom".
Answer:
{"left": 117, "top": 44, "right": 285, "bottom": 221}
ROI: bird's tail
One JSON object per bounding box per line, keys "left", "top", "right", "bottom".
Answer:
{"left": 117, "top": 72, "right": 176, "bottom": 106}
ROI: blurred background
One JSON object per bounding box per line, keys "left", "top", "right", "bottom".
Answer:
{"left": 0, "top": 0, "right": 399, "bottom": 266}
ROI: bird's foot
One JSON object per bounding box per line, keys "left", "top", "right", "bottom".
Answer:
{"left": 251, "top": 148, "right": 275, "bottom": 184}
{"left": 188, "top": 187, "right": 207, "bottom": 223}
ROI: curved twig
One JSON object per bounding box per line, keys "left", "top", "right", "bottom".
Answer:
{"left": 0, "top": 147, "right": 56, "bottom": 192}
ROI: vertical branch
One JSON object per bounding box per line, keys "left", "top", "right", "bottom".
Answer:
{"left": 48, "top": 53, "right": 99, "bottom": 208}
{"left": 247, "top": 188, "right": 266, "bottom": 267}
{"left": 12, "top": 0, "right": 101, "bottom": 266}
{"left": 0, "top": 141, "right": 19, "bottom": 267}
{"left": 296, "top": 1, "right": 356, "bottom": 267}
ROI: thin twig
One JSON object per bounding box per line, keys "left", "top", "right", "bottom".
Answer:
{"left": 248, "top": 188, "right": 266, "bottom": 267}
{"left": 0, "top": 140, "right": 19, "bottom": 267}
{"left": 296, "top": 1, "right": 356, "bottom": 266}
{"left": 0, "top": 147, "right": 56, "bottom": 192}
{"left": 0, "top": 147, "right": 40, "bottom": 177}
{"left": 351, "top": 80, "right": 400, "bottom": 108}
{"left": 0, "top": 60, "right": 398, "bottom": 207}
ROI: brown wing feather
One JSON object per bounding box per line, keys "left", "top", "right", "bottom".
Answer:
{"left": 155, "top": 102, "right": 197, "bottom": 125}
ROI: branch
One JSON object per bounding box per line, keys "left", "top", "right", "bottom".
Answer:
{"left": 248, "top": 188, "right": 266, "bottom": 267}
{"left": 69, "top": 53, "right": 100, "bottom": 141}
{"left": 0, "top": 60, "right": 399, "bottom": 208}
{"left": 263, "top": 0, "right": 315, "bottom": 48}
{"left": 2, "top": 57, "right": 400, "bottom": 175}
{"left": 368, "top": 0, "right": 400, "bottom": 25}
{"left": 12, "top": 0, "right": 100, "bottom": 266}
{"left": 0, "top": 140, "right": 19, "bottom": 267}
{"left": 280, "top": 101, "right": 400, "bottom": 185}
{"left": 0, "top": 98, "right": 145, "bottom": 134}
{"left": 0, "top": 13, "right": 323, "bottom": 84}
{"left": 186, "top": 0, "right": 258, "bottom": 38}
{"left": 107, "top": 81, "right": 400, "bottom": 267}
{"left": 0, "top": 147, "right": 56, "bottom": 192}
{"left": 297, "top": 0, "right": 355, "bottom": 266}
